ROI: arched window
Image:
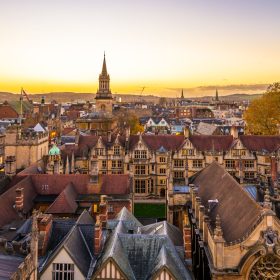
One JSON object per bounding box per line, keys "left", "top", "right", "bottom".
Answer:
{"left": 249, "top": 254, "right": 280, "bottom": 280}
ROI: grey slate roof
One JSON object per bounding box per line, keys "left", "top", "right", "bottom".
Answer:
{"left": 139, "top": 221, "right": 184, "bottom": 246}
{"left": 94, "top": 207, "right": 192, "bottom": 280}
{"left": 192, "top": 161, "right": 262, "bottom": 242}
{"left": 40, "top": 210, "right": 96, "bottom": 278}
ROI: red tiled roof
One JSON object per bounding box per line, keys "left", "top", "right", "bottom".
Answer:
{"left": 0, "top": 105, "right": 19, "bottom": 119}
{"left": 31, "top": 174, "right": 90, "bottom": 195}
{"left": 128, "top": 135, "right": 140, "bottom": 150}
{"left": 99, "top": 174, "right": 131, "bottom": 195}
{"left": 142, "top": 135, "right": 185, "bottom": 151}
{"left": 45, "top": 183, "right": 78, "bottom": 214}
{"left": 189, "top": 135, "right": 233, "bottom": 152}
{"left": 0, "top": 176, "right": 36, "bottom": 227}
{"left": 240, "top": 135, "right": 280, "bottom": 153}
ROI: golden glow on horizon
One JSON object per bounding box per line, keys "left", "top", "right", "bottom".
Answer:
{"left": 0, "top": 1, "right": 280, "bottom": 97}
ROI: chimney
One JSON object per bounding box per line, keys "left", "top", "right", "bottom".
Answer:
{"left": 5, "top": 156, "right": 16, "bottom": 177}
{"left": 94, "top": 216, "right": 102, "bottom": 255}
{"left": 183, "top": 214, "right": 192, "bottom": 259}
{"left": 183, "top": 126, "right": 190, "bottom": 138}
{"left": 230, "top": 126, "right": 238, "bottom": 138}
{"left": 99, "top": 195, "right": 108, "bottom": 228}
{"left": 37, "top": 214, "right": 53, "bottom": 256}
{"left": 15, "top": 187, "right": 24, "bottom": 214}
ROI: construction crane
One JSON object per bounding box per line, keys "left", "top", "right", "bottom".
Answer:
{"left": 140, "top": 86, "right": 146, "bottom": 103}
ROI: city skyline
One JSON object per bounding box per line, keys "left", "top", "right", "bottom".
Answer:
{"left": 0, "top": 0, "right": 279, "bottom": 96}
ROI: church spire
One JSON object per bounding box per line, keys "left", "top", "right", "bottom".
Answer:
{"left": 102, "top": 52, "right": 108, "bottom": 76}
{"left": 181, "top": 89, "right": 184, "bottom": 99}
{"left": 215, "top": 89, "right": 219, "bottom": 102}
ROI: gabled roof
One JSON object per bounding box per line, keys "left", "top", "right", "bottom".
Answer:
{"left": 189, "top": 135, "right": 233, "bottom": 152}
{"left": 45, "top": 183, "right": 78, "bottom": 214}
{"left": 40, "top": 210, "right": 95, "bottom": 277}
{"left": 148, "top": 245, "right": 188, "bottom": 280}
{"left": 115, "top": 207, "right": 142, "bottom": 228}
{"left": 192, "top": 161, "right": 262, "bottom": 242}
{"left": 240, "top": 135, "right": 280, "bottom": 153}
{"left": 140, "top": 221, "right": 183, "bottom": 246}
{"left": 95, "top": 207, "right": 192, "bottom": 280}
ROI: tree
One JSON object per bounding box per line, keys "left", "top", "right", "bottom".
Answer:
{"left": 127, "top": 114, "right": 144, "bottom": 134}
{"left": 244, "top": 83, "right": 280, "bottom": 135}
{"left": 116, "top": 110, "right": 144, "bottom": 134}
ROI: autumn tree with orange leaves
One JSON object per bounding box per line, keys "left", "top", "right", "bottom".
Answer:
{"left": 245, "top": 83, "right": 280, "bottom": 135}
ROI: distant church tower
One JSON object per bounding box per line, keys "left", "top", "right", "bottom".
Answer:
{"left": 181, "top": 89, "right": 184, "bottom": 99}
{"left": 95, "top": 53, "right": 113, "bottom": 114}
{"left": 215, "top": 89, "right": 219, "bottom": 102}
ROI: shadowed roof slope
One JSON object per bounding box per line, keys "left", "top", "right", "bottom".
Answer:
{"left": 240, "top": 135, "right": 280, "bottom": 153}
{"left": 45, "top": 183, "right": 78, "bottom": 214}
{"left": 193, "top": 161, "right": 262, "bottom": 242}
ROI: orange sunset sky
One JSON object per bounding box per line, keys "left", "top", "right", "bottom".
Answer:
{"left": 0, "top": 0, "right": 279, "bottom": 97}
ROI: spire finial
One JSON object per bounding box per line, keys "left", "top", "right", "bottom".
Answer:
{"left": 101, "top": 52, "right": 107, "bottom": 75}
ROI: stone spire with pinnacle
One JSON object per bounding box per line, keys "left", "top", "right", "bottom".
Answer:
{"left": 101, "top": 52, "right": 108, "bottom": 76}
{"left": 215, "top": 89, "right": 219, "bottom": 102}
{"left": 96, "top": 52, "right": 112, "bottom": 99}
{"left": 181, "top": 89, "right": 184, "bottom": 99}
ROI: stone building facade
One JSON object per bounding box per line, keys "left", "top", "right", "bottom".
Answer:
{"left": 186, "top": 161, "right": 280, "bottom": 280}
{"left": 4, "top": 125, "right": 49, "bottom": 171}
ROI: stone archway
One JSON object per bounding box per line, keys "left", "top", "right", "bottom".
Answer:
{"left": 248, "top": 254, "right": 280, "bottom": 279}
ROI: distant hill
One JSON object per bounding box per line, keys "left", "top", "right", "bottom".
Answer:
{"left": 0, "top": 91, "right": 262, "bottom": 103}
{"left": 195, "top": 93, "right": 262, "bottom": 102}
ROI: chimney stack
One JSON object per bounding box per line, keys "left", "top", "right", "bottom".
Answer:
{"left": 183, "top": 214, "right": 192, "bottom": 259}
{"left": 15, "top": 187, "right": 24, "bottom": 214}
{"left": 183, "top": 126, "right": 190, "bottom": 139}
{"left": 230, "top": 126, "right": 238, "bottom": 139}
{"left": 37, "top": 214, "right": 53, "bottom": 256}
{"left": 5, "top": 156, "right": 16, "bottom": 177}
{"left": 99, "top": 195, "right": 108, "bottom": 228}
{"left": 94, "top": 216, "right": 102, "bottom": 255}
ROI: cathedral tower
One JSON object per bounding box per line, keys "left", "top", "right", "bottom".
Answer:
{"left": 95, "top": 53, "right": 113, "bottom": 114}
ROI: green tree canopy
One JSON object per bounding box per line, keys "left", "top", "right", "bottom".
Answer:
{"left": 245, "top": 83, "right": 280, "bottom": 135}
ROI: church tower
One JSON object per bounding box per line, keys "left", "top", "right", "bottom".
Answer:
{"left": 215, "top": 89, "right": 219, "bottom": 102}
{"left": 95, "top": 53, "right": 113, "bottom": 114}
{"left": 181, "top": 89, "right": 184, "bottom": 99}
